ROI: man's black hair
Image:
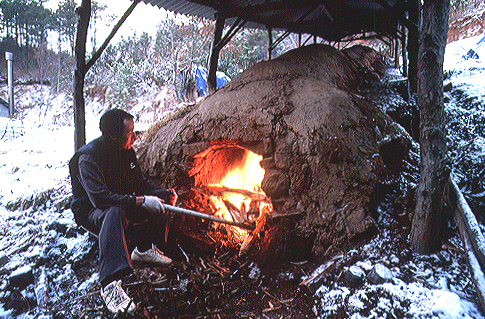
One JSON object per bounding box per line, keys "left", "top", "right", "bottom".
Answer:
{"left": 99, "top": 109, "right": 134, "bottom": 138}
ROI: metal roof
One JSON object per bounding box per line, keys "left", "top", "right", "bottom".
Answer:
{"left": 141, "top": 0, "right": 405, "bottom": 41}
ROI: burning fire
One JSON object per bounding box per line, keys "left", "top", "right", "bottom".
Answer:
{"left": 190, "top": 145, "right": 273, "bottom": 241}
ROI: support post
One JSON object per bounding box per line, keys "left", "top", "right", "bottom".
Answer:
{"left": 72, "top": 0, "right": 137, "bottom": 150}
{"left": 408, "top": 0, "right": 421, "bottom": 93}
{"left": 207, "top": 13, "right": 225, "bottom": 95}
{"left": 410, "top": 0, "right": 451, "bottom": 254}
{"left": 394, "top": 37, "right": 400, "bottom": 69}
{"left": 268, "top": 27, "right": 273, "bottom": 60}
{"left": 402, "top": 25, "right": 408, "bottom": 77}
{"left": 5, "top": 52, "right": 14, "bottom": 117}
{"left": 73, "top": 0, "right": 91, "bottom": 151}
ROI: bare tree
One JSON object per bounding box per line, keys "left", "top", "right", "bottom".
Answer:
{"left": 73, "top": 0, "right": 140, "bottom": 150}
{"left": 410, "top": 0, "right": 451, "bottom": 254}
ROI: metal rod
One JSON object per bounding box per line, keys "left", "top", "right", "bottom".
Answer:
{"left": 5, "top": 52, "right": 14, "bottom": 117}
{"left": 162, "top": 204, "right": 255, "bottom": 231}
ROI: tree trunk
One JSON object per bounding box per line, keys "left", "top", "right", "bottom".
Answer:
{"left": 410, "top": 0, "right": 451, "bottom": 254}
{"left": 73, "top": 0, "right": 91, "bottom": 151}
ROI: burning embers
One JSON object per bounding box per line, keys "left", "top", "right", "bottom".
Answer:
{"left": 187, "top": 143, "right": 273, "bottom": 245}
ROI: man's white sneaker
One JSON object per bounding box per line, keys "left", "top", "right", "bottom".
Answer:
{"left": 100, "top": 280, "right": 136, "bottom": 314}
{"left": 131, "top": 244, "right": 172, "bottom": 267}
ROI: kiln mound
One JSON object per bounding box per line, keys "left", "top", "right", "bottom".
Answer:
{"left": 137, "top": 44, "right": 416, "bottom": 261}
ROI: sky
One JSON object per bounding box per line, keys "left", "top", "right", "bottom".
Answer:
{"left": 45, "top": 0, "right": 170, "bottom": 48}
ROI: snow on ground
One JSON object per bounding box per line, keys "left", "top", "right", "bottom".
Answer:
{"left": 444, "top": 34, "right": 485, "bottom": 104}
{"left": 0, "top": 35, "right": 485, "bottom": 318}
{"left": 0, "top": 87, "right": 182, "bottom": 318}
{"left": 311, "top": 33, "right": 485, "bottom": 319}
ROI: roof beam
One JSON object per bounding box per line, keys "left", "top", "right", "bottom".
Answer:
{"left": 219, "top": 0, "right": 330, "bottom": 18}
{"left": 373, "top": 0, "right": 418, "bottom": 33}
{"left": 143, "top": 0, "right": 406, "bottom": 43}
{"left": 214, "top": 18, "right": 247, "bottom": 51}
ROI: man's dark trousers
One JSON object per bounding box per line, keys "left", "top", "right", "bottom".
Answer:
{"left": 86, "top": 206, "right": 166, "bottom": 284}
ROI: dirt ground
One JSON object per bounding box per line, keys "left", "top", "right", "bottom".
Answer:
{"left": 70, "top": 184, "right": 418, "bottom": 319}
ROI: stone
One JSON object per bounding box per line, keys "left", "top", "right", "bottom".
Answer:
{"left": 9, "top": 265, "right": 34, "bottom": 290}
{"left": 259, "top": 157, "right": 275, "bottom": 170}
{"left": 345, "top": 265, "right": 365, "bottom": 288}
{"left": 0, "top": 251, "right": 8, "bottom": 268}
{"left": 367, "top": 263, "right": 393, "bottom": 284}
{"left": 248, "top": 264, "right": 261, "bottom": 280}
{"left": 261, "top": 169, "right": 290, "bottom": 198}
{"left": 274, "top": 141, "right": 292, "bottom": 169}
{"left": 182, "top": 142, "right": 209, "bottom": 157}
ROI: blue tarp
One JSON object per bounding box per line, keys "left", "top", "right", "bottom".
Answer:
{"left": 179, "top": 65, "right": 230, "bottom": 98}
{"left": 462, "top": 34, "right": 484, "bottom": 60}
{"left": 192, "top": 65, "right": 208, "bottom": 96}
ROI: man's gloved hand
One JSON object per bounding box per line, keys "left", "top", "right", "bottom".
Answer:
{"left": 142, "top": 196, "right": 165, "bottom": 214}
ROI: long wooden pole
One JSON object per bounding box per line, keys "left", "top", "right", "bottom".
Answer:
{"left": 86, "top": 0, "right": 140, "bottom": 71}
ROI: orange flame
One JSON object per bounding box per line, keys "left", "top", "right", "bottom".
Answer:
{"left": 207, "top": 149, "right": 272, "bottom": 241}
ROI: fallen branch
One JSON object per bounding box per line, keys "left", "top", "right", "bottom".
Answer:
{"left": 239, "top": 212, "right": 268, "bottom": 257}
{"left": 261, "top": 287, "right": 294, "bottom": 307}
{"left": 262, "top": 304, "right": 282, "bottom": 313}
{"left": 71, "top": 290, "right": 100, "bottom": 301}
{"left": 299, "top": 255, "right": 342, "bottom": 293}
{"left": 448, "top": 177, "right": 485, "bottom": 312}
{"left": 177, "top": 241, "right": 190, "bottom": 264}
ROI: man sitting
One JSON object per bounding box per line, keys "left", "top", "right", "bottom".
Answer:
{"left": 69, "top": 108, "right": 177, "bottom": 314}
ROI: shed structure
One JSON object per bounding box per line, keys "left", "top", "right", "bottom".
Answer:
{"left": 140, "top": 0, "right": 420, "bottom": 93}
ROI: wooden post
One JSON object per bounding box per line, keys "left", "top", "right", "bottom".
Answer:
{"left": 207, "top": 13, "right": 225, "bottom": 95}
{"left": 72, "top": 0, "right": 139, "bottom": 150}
{"left": 408, "top": 0, "right": 421, "bottom": 93}
{"left": 410, "top": 0, "right": 451, "bottom": 255}
{"left": 73, "top": 0, "right": 91, "bottom": 151}
{"left": 268, "top": 27, "right": 273, "bottom": 60}
{"left": 401, "top": 25, "right": 408, "bottom": 77}
{"left": 394, "top": 37, "right": 400, "bottom": 69}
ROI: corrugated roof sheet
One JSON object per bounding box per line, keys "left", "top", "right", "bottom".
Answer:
{"left": 141, "top": 0, "right": 403, "bottom": 41}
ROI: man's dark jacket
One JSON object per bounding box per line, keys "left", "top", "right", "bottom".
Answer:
{"left": 69, "top": 136, "right": 169, "bottom": 230}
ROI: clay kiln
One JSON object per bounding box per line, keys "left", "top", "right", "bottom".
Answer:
{"left": 137, "top": 44, "right": 413, "bottom": 261}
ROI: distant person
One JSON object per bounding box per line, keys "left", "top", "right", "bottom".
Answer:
{"left": 69, "top": 108, "right": 177, "bottom": 314}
